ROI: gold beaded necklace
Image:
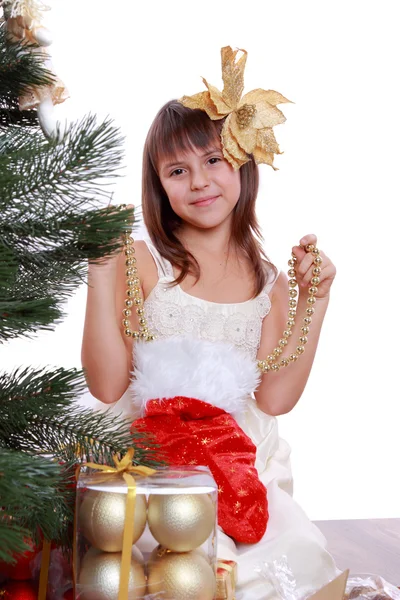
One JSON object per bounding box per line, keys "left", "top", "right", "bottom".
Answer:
{"left": 120, "top": 209, "right": 322, "bottom": 374}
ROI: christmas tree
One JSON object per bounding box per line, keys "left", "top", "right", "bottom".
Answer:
{"left": 0, "top": 16, "right": 157, "bottom": 565}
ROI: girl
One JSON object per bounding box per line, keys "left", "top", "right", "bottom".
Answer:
{"left": 82, "top": 47, "right": 337, "bottom": 599}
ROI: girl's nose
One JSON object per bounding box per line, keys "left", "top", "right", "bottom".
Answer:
{"left": 190, "top": 167, "right": 210, "bottom": 191}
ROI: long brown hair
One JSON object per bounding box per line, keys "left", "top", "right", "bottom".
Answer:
{"left": 142, "top": 100, "right": 276, "bottom": 296}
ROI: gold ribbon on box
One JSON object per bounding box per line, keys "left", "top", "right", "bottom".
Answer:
{"left": 84, "top": 448, "right": 156, "bottom": 600}
{"left": 216, "top": 559, "right": 238, "bottom": 599}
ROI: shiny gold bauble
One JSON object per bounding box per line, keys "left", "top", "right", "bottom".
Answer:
{"left": 78, "top": 549, "right": 146, "bottom": 600}
{"left": 147, "top": 551, "right": 216, "bottom": 600}
{"left": 147, "top": 493, "right": 215, "bottom": 552}
{"left": 79, "top": 490, "right": 147, "bottom": 552}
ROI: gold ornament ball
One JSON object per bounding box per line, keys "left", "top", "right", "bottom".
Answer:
{"left": 147, "top": 493, "right": 215, "bottom": 552}
{"left": 79, "top": 490, "right": 147, "bottom": 552}
{"left": 147, "top": 551, "right": 216, "bottom": 600}
{"left": 78, "top": 549, "right": 146, "bottom": 600}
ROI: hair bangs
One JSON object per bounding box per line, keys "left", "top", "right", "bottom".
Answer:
{"left": 147, "top": 101, "right": 222, "bottom": 173}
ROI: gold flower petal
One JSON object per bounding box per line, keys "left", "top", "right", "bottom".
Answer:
{"left": 221, "top": 46, "right": 247, "bottom": 109}
{"left": 202, "top": 77, "right": 231, "bottom": 116}
{"left": 222, "top": 146, "right": 248, "bottom": 171}
{"left": 230, "top": 113, "right": 258, "bottom": 154}
{"left": 179, "top": 91, "right": 222, "bottom": 120}
{"left": 257, "top": 128, "right": 282, "bottom": 155}
{"left": 253, "top": 146, "right": 278, "bottom": 170}
{"left": 242, "top": 89, "right": 292, "bottom": 107}
{"left": 221, "top": 118, "right": 249, "bottom": 164}
{"left": 241, "top": 97, "right": 286, "bottom": 129}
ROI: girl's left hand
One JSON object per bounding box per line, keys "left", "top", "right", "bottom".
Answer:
{"left": 291, "top": 234, "right": 336, "bottom": 300}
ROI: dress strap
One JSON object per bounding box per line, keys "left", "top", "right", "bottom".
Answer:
{"left": 142, "top": 238, "right": 174, "bottom": 278}
{"left": 263, "top": 266, "right": 280, "bottom": 295}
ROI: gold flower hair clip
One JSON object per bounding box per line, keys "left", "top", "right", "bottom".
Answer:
{"left": 179, "top": 46, "right": 292, "bottom": 170}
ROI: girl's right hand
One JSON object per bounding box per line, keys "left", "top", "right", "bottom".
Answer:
{"left": 89, "top": 203, "right": 135, "bottom": 270}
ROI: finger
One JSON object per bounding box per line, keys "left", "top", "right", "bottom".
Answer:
{"left": 299, "top": 233, "right": 317, "bottom": 248}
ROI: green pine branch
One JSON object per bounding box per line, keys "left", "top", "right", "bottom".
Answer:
{"left": 0, "top": 21, "right": 55, "bottom": 111}
{"left": 0, "top": 449, "right": 67, "bottom": 562}
{"left": 0, "top": 366, "right": 161, "bottom": 466}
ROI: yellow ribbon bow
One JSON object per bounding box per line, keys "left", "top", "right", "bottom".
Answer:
{"left": 84, "top": 449, "right": 156, "bottom": 600}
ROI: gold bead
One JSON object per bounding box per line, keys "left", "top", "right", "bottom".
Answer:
{"left": 289, "top": 289, "right": 297, "bottom": 298}
{"left": 314, "top": 256, "right": 322, "bottom": 265}
{"left": 271, "top": 364, "right": 280, "bottom": 372}
{"left": 126, "top": 280, "right": 135, "bottom": 288}
{"left": 280, "top": 358, "right": 289, "bottom": 367}
{"left": 127, "top": 289, "right": 134, "bottom": 297}
{"left": 132, "top": 277, "right": 140, "bottom": 286}
{"left": 124, "top": 329, "right": 132, "bottom": 337}
{"left": 303, "top": 317, "right": 312, "bottom": 324}
{"left": 305, "top": 244, "right": 315, "bottom": 252}
{"left": 306, "top": 307, "right": 315, "bottom": 316}
{"left": 289, "top": 353, "right": 298, "bottom": 361}
{"left": 122, "top": 319, "right": 130, "bottom": 328}
{"left": 283, "top": 330, "right": 292, "bottom": 338}
{"left": 301, "top": 326, "right": 309, "bottom": 335}
{"left": 309, "top": 286, "right": 318, "bottom": 295}
{"left": 287, "top": 319, "right": 295, "bottom": 328}
{"left": 307, "top": 296, "right": 316, "bottom": 305}
{"left": 123, "top": 308, "right": 131, "bottom": 317}
{"left": 139, "top": 318, "right": 146, "bottom": 326}
{"left": 273, "top": 347, "right": 283, "bottom": 356}
{"left": 311, "top": 276, "right": 320, "bottom": 285}
{"left": 296, "top": 345, "right": 305, "bottom": 354}
{"left": 125, "top": 299, "right": 133, "bottom": 308}
{"left": 126, "top": 268, "right": 135, "bottom": 277}
{"left": 288, "top": 268, "right": 296, "bottom": 278}
{"left": 313, "top": 267, "right": 321, "bottom": 275}
{"left": 124, "top": 248, "right": 134, "bottom": 256}
{"left": 267, "top": 354, "right": 275, "bottom": 363}
{"left": 136, "top": 308, "right": 144, "bottom": 316}
{"left": 125, "top": 258, "right": 135, "bottom": 266}
{"left": 288, "top": 278, "right": 297, "bottom": 288}
{"left": 289, "top": 299, "right": 297, "bottom": 308}
{"left": 134, "top": 298, "right": 143, "bottom": 305}
{"left": 288, "top": 310, "right": 296, "bottom": 319}
{"left": 139, "top": 331, "right": 147, "bottom": 339}
{"left": 288, "top": 258, "right": 296, "bottom": 267}
{"left": 147, "top": 335, "right": 156, "bottom": 341}
{"left": 312, "top": 247, "right": 320, "bottom": 255}
{"left": 125, "top": 237, "right": 133, "bottom": 245}
{"left": 299, "top": 336, "right": 308, "bottom": 345}
{"left": 258, "top": 360, "right": 267, "bottom": 370}
{"left": 279, "top": 338, "right": 288, "bottom": 347}
{"left": 132, "top": 331, "right": 140, "bottom": 339}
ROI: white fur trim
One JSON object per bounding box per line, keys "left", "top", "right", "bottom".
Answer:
{"left": 131, "top": 337, "right": 260, "bottom": 417}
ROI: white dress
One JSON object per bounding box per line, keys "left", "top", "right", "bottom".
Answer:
{"left": 85, "top": 238, "right": 338, "bottom": 599}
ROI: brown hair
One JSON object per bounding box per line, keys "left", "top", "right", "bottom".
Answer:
{"left": 141, "top": 100, "right": 276, "bottom": 297}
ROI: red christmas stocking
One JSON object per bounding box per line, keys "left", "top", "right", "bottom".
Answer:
{"left": 132, "top": 396, "right": 268, "bottom": 543}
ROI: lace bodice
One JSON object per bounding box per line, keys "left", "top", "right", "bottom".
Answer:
{"left": 142, "top": 239, "right": 277, "bottom": 360}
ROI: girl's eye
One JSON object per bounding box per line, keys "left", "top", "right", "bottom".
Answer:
{"left": 171, "top": 168, "right": 184, "bottom": 176}
{"left": 208, "top": 157, "right": 221, "bottom": 165}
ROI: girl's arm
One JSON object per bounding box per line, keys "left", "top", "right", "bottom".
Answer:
{"left": 254, "top": 234, "right": 336, "bottom": 416}
{"left": 81, "top": 240, "right": 151, "bottom": 404}
{"left": 81, "top": 248, "right": 134, "bottom": 404}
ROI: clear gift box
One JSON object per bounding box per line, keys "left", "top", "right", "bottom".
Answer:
{"left": 75, "top": 465, "right": 218, "bottom": 600}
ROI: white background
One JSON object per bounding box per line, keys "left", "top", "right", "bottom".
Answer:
{"left": 1, "top": 0, "right": 399, "bottom": 520}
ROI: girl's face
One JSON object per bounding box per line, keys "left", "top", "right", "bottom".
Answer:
{"left": 158, "top": 142, "right": 241, "bottom": 232}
